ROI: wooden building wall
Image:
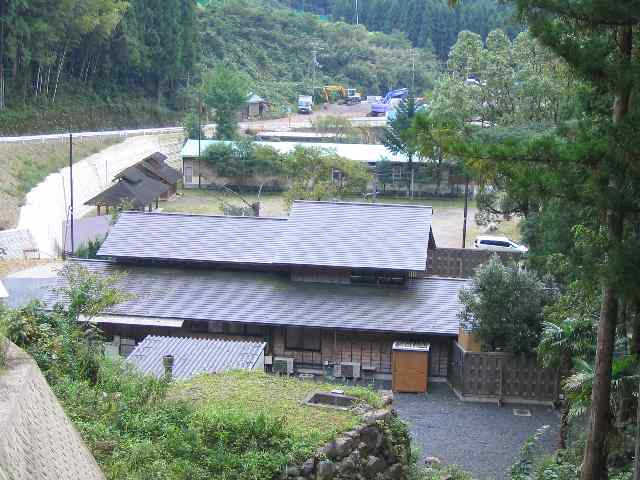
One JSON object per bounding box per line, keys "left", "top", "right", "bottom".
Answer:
{"left": 98, "top": 321, "right": 453, "bottom": 378}
{"left": 271, "top": 327, "right": 451, "bottom": 378}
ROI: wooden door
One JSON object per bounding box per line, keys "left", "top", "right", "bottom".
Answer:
{"left": 392, "top": 351, "right": 428, "bottom": 393}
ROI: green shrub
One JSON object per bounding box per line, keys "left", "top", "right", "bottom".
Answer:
{"left": 459, "top": 255, "right": 552, "bottom": 354}
{"left": 0, "top": 312, "right": 8, "bottom": 368}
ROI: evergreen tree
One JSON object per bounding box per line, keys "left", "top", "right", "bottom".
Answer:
{"left": 382, "top": 96, "right": 420, "bottom": 196}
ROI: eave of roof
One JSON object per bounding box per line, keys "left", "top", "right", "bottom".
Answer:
{"left": 44, "top": 259, "right": 467, "bottom": 336}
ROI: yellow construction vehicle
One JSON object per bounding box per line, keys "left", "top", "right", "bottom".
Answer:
{"left": 318, "top": 85, "right": 362, "bottom": 105}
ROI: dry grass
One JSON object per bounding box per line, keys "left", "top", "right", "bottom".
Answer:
{"left": 0, "top": 259, "right": 55, "bottom": 279}
{"left": 161, "top": 189, "right": 522, "bottom": 248}
{"left": 171, "top": 370, "right": 382, "bottom": 448}
{"left": 0, "top": 137, "right": 121, "bottom": 229}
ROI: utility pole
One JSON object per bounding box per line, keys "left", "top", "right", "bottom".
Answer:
{"left": 462, "top": 174, "right": 469, "bottom": 248}
{"left": 411, "top": 48, "right": 416, "bottom": 93}
{"left": 198, "top": 93, "right": 202, "bottom": 189}
{"left": 312, "top": 50, "right": 318, "bottom": 95}
{"left": 355, "top": 0, "right": 359, "bottom": 25}
{"left": 69, "top": 133, "right": 75, "bottom": 254}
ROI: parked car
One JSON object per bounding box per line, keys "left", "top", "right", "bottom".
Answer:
{"left": 473, "top": 235, "right": 528, "bottom": 253}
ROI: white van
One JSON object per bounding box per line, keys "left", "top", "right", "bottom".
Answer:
{"left": 474, "top": 235, "right": 528, "bottom": 253}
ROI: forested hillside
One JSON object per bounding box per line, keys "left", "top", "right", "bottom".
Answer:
{"left": 278, "top": 0, "right": 521, "bottom": 59}
{"left": 0, "top": 0, "right": 437, "bottom": 134}
{"left": 198, "top": 0, "right": 438, "bottom": 106}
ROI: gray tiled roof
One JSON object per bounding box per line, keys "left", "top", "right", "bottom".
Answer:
{"left": 279, "top": 201, "right": 433, "bottom": 271}
{"left": 98, "top": 211, "right": 286, "bottom": 264}
{"left": 98, "top": 201, "right": 434, "bottom": 271}
{"left": 44, "top": 259, "right": 467, "bottom": 335}
{"left": 127, "top": 335, "right": 265, "bottom": 380}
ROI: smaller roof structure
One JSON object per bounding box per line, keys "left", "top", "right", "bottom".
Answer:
{"left": 247, "top": 93, "right": 266, "bottom": 104}
{"left": 278, "top": 201, "right": 435, "bottom": 271}
{"left": 134, "top": 152, "right": 180, "bottom": 185}
{"left": 85, "top": 167, "right": 169, "bottom": 209}
{"left": 127, "top": 335, "right": 266, "bottom": 380}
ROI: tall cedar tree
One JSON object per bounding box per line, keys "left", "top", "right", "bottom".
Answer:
{"left": 466, "top": 1, "right": 639, "bottom": 478}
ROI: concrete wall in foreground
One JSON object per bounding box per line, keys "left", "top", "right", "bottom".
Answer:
{"left": 0, "top": 342, "right": 104, "bottom": 480}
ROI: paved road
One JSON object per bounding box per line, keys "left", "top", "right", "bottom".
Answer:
{"left": 395, "top": 383, "right": 559, "bottom": 479}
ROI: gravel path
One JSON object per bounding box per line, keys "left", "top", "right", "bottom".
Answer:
{"left": 395, "top": 383, "right": 559, "bottom": 479}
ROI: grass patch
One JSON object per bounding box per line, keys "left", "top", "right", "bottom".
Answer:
{"left": 172, "top": 370, "right": 382, "bottom": 451}
{"left": 164, "top": 190, "right": 473, "bottom": 217}
{"left": 0, "top": 137, "right": 121, "bottom": 229}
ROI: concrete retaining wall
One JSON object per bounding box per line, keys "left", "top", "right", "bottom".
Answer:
{"left": 0, "top": 342, "right": 104, "bottom": 480}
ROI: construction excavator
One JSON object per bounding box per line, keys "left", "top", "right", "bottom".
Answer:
{"left": 317, "top": 85, "right": 362, "bottom": 105}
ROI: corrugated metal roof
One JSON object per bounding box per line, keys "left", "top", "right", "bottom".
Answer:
{"left": 279, "top": 201, "right": 433, "bottom": 271}
{"left": 127, "top": 335, "right": 265, "bottom": 379}
{"left": 180, "top": 139, "right": 411, "bottom": 163}
{"left": 98, "top": 211, "right": 286, "bottom": 264}
{"left": 44, "top": 259, "right": 467, "bottom": 335}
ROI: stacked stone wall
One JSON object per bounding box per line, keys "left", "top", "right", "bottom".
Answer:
{"left": 283, "top": 395, "right": 412, "bottom": 480}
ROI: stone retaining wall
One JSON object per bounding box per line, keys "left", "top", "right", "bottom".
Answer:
{"left": 283, "top": 395, "right": 412, "bottom": 480}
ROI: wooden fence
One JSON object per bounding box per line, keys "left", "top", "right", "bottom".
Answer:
{"left": 428, "top": 248, "right": 524, "bottom": 278}
{"left": 448, "top": 341, "right": 559, "bottom": 404}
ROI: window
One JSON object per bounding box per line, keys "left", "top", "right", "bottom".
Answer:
{"left": 285, "top": 327, "right": 321, "bottom": 351}
{"left": 350, "top": 270, "right": 407, "bottom": 285}
{"left": 184, "top": 165, "right": 193, "bottom": 184}
{"left": 332, "top": 168, "right": 344, "bottom": 187}
{"left": 191, "top": 320, "right": 224, "bottom": 333}
{"left": 392, "top": 165, "right": 403, "bottom": 183}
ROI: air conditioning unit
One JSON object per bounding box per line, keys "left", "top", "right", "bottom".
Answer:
{"left": 339, "top": 362, "right": 361, "bottom": 379}
{"left": 272, "top": 357, "right": 295, "bottom": 375}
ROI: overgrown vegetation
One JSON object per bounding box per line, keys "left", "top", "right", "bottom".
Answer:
{"left": 201, "top": 142, "right": 373, "bottom": 203}
{"left": 0, "top": 137, "right": 122, "bottom": 229}
{"left": 0, "top": 265, "right": 385, "bottom": 479}
{"left": 424, "top": 1, "right": 640, "bottom": 478}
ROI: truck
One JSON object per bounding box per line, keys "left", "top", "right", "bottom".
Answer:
{"left": 369, "top": 88, "right": 409, "bottom": 117}
{"left": 298, "top": 95, "right": 313, "bottom": 114}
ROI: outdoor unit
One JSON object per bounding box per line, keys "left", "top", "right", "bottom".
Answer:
{"left": 338, "top": 362, "right": 361, "bottom": 379}
{"left": 272, "top": 357, "right": 295, "bottom": 375}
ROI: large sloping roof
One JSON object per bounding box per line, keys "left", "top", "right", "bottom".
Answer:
{"left": 44, "top": 259, "right": 467, "bottom": 335}
{"left": 98, "top": 201, "right": 434, "bottom": 271}
{"left": 127, "top": 335, "right": 265, "bottom": 379}
{"left": 278, "top": 201, "right": 433, "bottom": 271}
{"left": 98, "top": 211, "right": 286, "bottom": 264}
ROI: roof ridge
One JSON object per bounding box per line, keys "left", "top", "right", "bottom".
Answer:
{"left": 145, "top": 335, "right": 265, "bottom": 345}
{"left": 293, "top": 199, "right": 433, "bottom": 210}
{"left": 119, "top": 211, "right": 289, "bottom": 221}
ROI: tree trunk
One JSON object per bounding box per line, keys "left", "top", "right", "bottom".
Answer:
{"left": 558, "top": 350, "right": 573, "bottom": 450}
{"left": 580, "top": 25, "right": 632, "bottom": 480}
{"left": 52, "top": 45, "right": 67, "bottom": 105}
